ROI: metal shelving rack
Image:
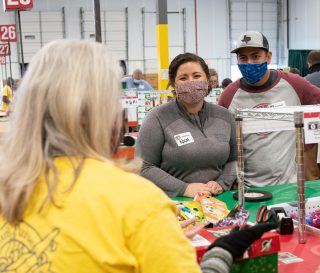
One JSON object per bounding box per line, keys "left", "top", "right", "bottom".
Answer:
{"left": 236, "top": 105, "right": 320, "bottom": 243}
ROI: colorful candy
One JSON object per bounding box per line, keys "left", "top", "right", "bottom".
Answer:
{"left": 290, "top": 211, "right": 319, "bottom": 228}
{"left": 310, "top": 210, "right": 320, "bottom": 228}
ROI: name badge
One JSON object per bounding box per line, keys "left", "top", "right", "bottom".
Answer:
{"left": 139, "top": 84, "right": 145, "bottom": 90}
{"left": 174, "top": 132, "right": 194, "bottom": 147}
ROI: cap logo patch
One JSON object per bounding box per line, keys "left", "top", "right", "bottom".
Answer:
{"left": 241, "top": 35, "right": 251, "bottom": 43}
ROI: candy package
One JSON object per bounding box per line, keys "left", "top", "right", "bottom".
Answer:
{"left": 194, "top": 193, "right": 229, "bottom": 224}
{"left": 175, "top": 201, "right": 205, "bottom": 223}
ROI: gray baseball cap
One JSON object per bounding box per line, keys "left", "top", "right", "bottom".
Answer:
{"left": 231, "top": 31, "right": 269, "bottom": 54}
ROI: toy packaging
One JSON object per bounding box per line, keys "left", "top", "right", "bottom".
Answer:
{"left": 175, "top": 194, "right": 249, "bottom": 227}
{"left": 175, "top": 201, "right": 205, "bottom": 223}
{"left": 194, "top": 194, "right": 229, "bottom": 224}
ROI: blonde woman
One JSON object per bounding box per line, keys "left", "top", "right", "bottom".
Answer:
{"left": 0, "top": 40, "right": 203, "bottom": 273}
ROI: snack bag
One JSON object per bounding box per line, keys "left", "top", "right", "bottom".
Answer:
{"left": 195, "top": 194, "right": 229, "bottom": 224}
{"left": 175, "top": 201, "right": 205, "bottom": 223}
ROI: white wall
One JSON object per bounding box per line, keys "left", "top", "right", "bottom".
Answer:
{"left": 197, "top": 0, "right": 230, "bottom": 83}
{"left": 288, "top": 0, "right": 320, "bottom": 50}
{"left": 0, "top": 0, "right": 319, "bottom": 82}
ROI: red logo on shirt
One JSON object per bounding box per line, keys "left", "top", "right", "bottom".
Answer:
{"left": 253, "top": 103, "right": 272, "bottom": 137}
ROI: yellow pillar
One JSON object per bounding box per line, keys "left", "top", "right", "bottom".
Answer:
{"left": 156, "top": 24, "right": 169, "bottom": 90}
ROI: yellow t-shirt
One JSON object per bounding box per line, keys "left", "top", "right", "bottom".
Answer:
{"left": 1, "top": 84, "right": 13, "bottom": 111}
{"left": 0, "top": 158, "right": 201, "bottom": 273}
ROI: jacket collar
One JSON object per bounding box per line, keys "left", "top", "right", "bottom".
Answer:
{"left": 175, "top": 99, "right": 208, "bottom": 126}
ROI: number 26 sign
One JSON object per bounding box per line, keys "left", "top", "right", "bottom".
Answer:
{"left": 0, "top": 25, "right": 17, "bottom": 42}
{"left": 3, "top": 0, "right": 33, "bottom": 11}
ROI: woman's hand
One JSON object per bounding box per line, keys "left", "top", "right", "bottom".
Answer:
{"left": 180, "top": 218, "right": 207, "bottom": 239}
{"left": 184, "top": 183, "right": 213, "bottom": 197}
{"left": 206, "top": 181, "right": 223, "bottom": 195}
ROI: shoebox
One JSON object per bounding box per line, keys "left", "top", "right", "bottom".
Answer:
{"left": 192, "top": 226, "right": 280, "bottom": 273}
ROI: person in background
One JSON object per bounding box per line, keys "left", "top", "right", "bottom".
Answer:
{"left": 137, "top": 52, "right": 237, "bottom": 198}
{"left": 219, "top": 31, "right": 320, "bottom": 188}
{"left": 289, "top": 67, "right": 301, "bottom": 75}
{"left": 120, "top": 60, "right": 127, "bottom": 76}
{"left": 304, "top": 50, "right": 320, "bottom": 180}
{"left": 306, "top": 50, "right": 320, "bottom": 88}
{"left": 122, "top": 68, "right": 153, "bottom": 91}
{"left": 1, "top": 77, "right": 13, "bottom": 113}
{"left": 0, "top": 39, "right": 276, "bottom": 273}
{"left": 221, "top": 78, "right": 233, "bottom": 90}
{"left": 209, "top": 68, "right": 219, "bottom": 88}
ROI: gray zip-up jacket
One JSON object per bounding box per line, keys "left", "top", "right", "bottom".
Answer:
{"left": 136, "top": 99, "right": 237, "bottom": 197}
{"left": 305, "top": 64, "right": 320, "bottom": 88}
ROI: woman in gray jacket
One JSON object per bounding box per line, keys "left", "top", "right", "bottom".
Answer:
{"left": 137, "top": 53, "right": 237, "bottom": 198}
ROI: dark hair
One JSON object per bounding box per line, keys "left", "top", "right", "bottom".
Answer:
{"left": 7, "top": 77, "right": 14, "bottom": 87}
{"left": 221, "top": 78, "right": 233, "bottom": 88}
{"left": 209, "top": 68, "right": 218, "bottom": 77}
{"left": 307, "top": 50, "right": 320, "bottom": 66}
{"left": 168, "top": 52, "right": 210, "bottom": 89}
{"left": 120, "top": 60, "right": 127, "bottom": 75}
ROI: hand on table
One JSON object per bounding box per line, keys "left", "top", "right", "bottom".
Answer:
{"left": 184, "top": 183, "right": 213, "bottom": 197}
{"left": 206, "top": 181, "right": 223, "bottom": 195}
{"left": 180, "top": 218, "right": 207, "bottom": 239}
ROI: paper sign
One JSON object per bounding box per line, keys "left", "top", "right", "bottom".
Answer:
{"left": 3, "top": 0, "right": 33, "bottom": 11}
{"left": 0, "top": 24, "right": 17, "bottom": 42}
{"left": 191, "top": 234, "right": 211, "bottom": 247}
{"left": 0, "top": 43, "right": 10, "bottom": 56}
{"left": 304, "top": 112, "right": 320, "bottom": 144}
{"left": 121, "top": 96, "right": 139, "bottom": 108}
{"left": 0, "top": 56, "right": 5, "bottom": 64}
{"left": 279, "top": 252, "right": 304, "bottom": 264}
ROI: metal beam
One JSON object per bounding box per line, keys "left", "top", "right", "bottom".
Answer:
{"left": 93, "top": 0, "right": 102, "bottom": 43}
{"left": 17, "top": 10, "right": 25, "bottom": 76}
{"left": 156, "top": 0, "right": 169, "bottom": 90}
{"left": 156, "top": 0, "right": 167, "bottom": 24}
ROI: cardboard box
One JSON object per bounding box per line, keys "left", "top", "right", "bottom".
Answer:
{"left": 193, "top": 226, "right": 280, "bottom": 273}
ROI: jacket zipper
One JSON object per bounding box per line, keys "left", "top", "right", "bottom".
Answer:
{"left": 193, "top": 115, "right": 207, "bottom": 138}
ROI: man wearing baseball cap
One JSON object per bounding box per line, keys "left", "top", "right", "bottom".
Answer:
{"left": 219, "top": 31, "right": 320, "bottom": 188}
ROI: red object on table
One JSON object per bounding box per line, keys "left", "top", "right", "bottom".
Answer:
{"left": 195, "top": 226, "right": 280, "bottom": 263}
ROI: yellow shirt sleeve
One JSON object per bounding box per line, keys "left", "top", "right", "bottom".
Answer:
{"left": 2, "top": 85, "right": 13, "bottom": 111}
{"left": 2, "top": 85, "right": 13, "bottom": 100}
{"left": 127, "top": 202, "right": 201, "bottom": 273}
{"left": 2, "top": 85, "right": 9, "bottom": 97}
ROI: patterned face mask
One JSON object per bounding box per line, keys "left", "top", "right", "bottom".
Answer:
{"left": 238, "top": 62, "right": 268, "bottom": 84}
{"left": 175, "top": 80, "right": 209, "bottom": 104}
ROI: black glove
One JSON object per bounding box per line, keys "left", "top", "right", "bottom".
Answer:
{"left": 207, "top": 223, "right": 277, "bottom": 260}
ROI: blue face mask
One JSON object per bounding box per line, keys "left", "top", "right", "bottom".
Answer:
{"left": 133, "top": 79, "right": 141, "bottom": 84}
{"left": 238, "top": 62, "right": 268, "bottom": 84}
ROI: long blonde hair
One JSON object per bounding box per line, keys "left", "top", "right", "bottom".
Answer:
{"left": 0, "top": 40, "right": 122, "bottom": 223}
